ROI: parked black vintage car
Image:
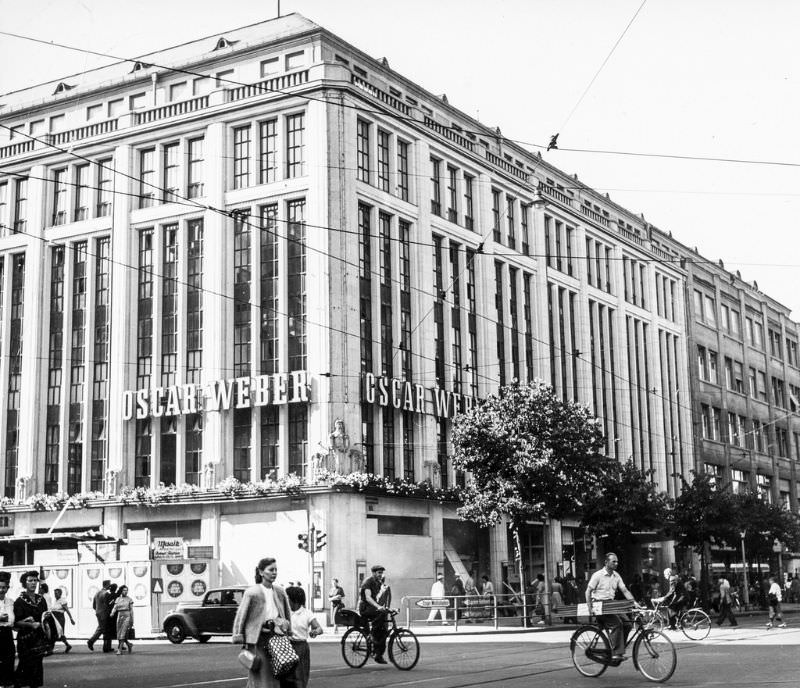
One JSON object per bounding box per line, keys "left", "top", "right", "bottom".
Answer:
{"left": 163, "top": 587, "right": 245, "bottom": 643}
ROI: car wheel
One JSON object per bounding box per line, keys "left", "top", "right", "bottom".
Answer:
{"left": 165, "top": 621, "right": 186, "bottom": 644}
{"left": 197, "top": 635, "right": 211, "bottom": 643}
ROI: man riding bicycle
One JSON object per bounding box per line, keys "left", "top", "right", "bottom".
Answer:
{"left": 359, "top": 565, "right": 390, "bottom": 664}
{"left": 586, "top": 552, "right": 643, "bottom": 661}
{"left": 652, "top": 567, "right": 686, "bottom": 631}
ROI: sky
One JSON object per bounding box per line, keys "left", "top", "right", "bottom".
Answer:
{"left": 1, "top": 0, "right": 799, "bottom": 317}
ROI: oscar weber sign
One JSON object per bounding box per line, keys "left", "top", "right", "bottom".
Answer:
{"left": 362, "top": 372, "right": 476, "bottom": 419}
{"left": 123, "top": 371, "right": 309, "bottom": 420}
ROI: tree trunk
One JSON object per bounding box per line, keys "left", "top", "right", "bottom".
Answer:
{"left": 512, "top": 525, "right": 528, "bottom": 624}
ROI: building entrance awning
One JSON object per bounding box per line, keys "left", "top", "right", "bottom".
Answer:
{"left": 0, "top": 531, "right": 118, "bottom": 544}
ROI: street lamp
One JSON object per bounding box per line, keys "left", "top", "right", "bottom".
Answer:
{"left": 740, "top": 531, "right": 749, "bottom": 606}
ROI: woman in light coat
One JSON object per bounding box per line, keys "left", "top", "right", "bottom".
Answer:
{"left": 232, "top": 557, "right": 293, "bottom": 688}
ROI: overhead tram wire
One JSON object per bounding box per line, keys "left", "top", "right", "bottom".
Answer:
{"left": 550, "top": 0, "right": 649, "bottom": 144}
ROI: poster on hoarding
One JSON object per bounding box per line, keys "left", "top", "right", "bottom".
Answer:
{"left": 152, "top": 537, "right": 185, "bottom": 560}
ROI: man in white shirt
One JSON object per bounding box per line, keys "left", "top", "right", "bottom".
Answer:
{"left": 426, "top": 573, "right": 448, "bottom": 624}
{"left": 586, "top": 552, "right": 640, "bottom": 660}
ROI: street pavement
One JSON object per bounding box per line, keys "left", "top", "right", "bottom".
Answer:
{"left": 45, "top": 616, "right": 800, "bottom": 687}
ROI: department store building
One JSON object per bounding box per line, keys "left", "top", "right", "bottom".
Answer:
{"left": 0, "top": 14, "right": 695, "bottom": 630}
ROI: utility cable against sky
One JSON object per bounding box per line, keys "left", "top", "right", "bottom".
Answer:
{"left": 548, "top": 0, "right": 648, "bottom": 151}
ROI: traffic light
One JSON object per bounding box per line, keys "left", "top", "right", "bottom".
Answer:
{"left": 315, "top": 532, "right": 327, "bottom": 552}
{"left": 297, "top": 532, "right": 309, "bottom": 552}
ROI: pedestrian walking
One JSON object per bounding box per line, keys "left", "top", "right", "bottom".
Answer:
{"left": 286, "top": 585, "right": 322, "bottom": 688}
{"left": 791, "top": 575, "right": 800, "bottom": 604}
{"left": 105, "top": 583, "right": 119, "bottom": 652}
{"left": 328, "top": 578, "right": 344, "bottom": 630}
{"left": 232, "top": 556, "right": 293, "bottom": 687}
{"left": 715, "top": 575, "right": 738, "bottom": 627}
{"left": 49, "top": 589, "right": 74, "bottom": 653}
{"left": 0, "top": 572, "right": 16, "bottom": 688}
{"left": 88, "top": 579, "right": 111, "bottom": 652}
{"left": 765, "top": 575, "right": 787, "bottom": 629}
{"left": 111, "top": 585, "right": 135, "bottom": 653}
{"left": 13, "top": 570, "right": 48, "bottom": 688}
{"left": 450, "top": 575, "right": 465, "bottom": 621}
{"left": 426, "top": 573, "right": 448, "bottom": 625}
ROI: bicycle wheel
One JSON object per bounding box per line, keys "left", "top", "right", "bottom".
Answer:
{"left": 389, "top": 629, "right": 420, "bottom": 670}
{"left": 570, "top": 625, "right": 610, "bottom": 678}
{"left": 341, "top": 628, "right": 370, "bottom": 668}
{"left": 633, "top": 629, "right": 676, "bottom": 683}
{"left": 680, "top": 608, "right": 711, "bottom": 641}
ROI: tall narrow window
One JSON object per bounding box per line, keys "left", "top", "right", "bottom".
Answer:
{"left": 399, "top": 220, "right": 413, "bottom": 380}
{"left": 233, "top": 408, "right": 251, "bottom": 482}
{"left": 379, "top": 212, "right": 393, "bottom": 378}
{"left": 259, "top": 119, "right": 278, "bottom": 184}
{"left": 430, "top": 157, "right": 441, "bottom": 216}
{"left": 397, "top": 140, "right": 409, "bottom": 201}
{"left": 52, "top": 168, "right": 67, "bottom": 225}
{"left": 185, "top": 415, "right": 202, "bottom": 486}
{"left": 163, "top": 142, "right": 179, "bottom": 201}
{"left": 45, "top": 247, "right": 65, "bottom": 494}
{"left": 68, "top": 246, "right": 86, "bottom": 495}
{"left": 402, "top": 412, "right": 415, "bottom": 481}
{"left": 287, "top": 199, "right": 306, "bottom": 371}
{"left": 136, "top": 229, "right": 154, "bottom": 389}
{"left": 521, "top": 204, "right": 530, "bottom": 255}
{"left": 0, "top": 182, "right": 8, "bottom": 234}
{"left": 495, "top": 261, "right": 506, "bottom": 386}
{"left": 260, "top": 407, "right": 279, "bottom": 480}
{"left": 161, "top": 225, "right": 179, "bottom": 388}
{"left": 233, "top": 212, "right": 252, "bottom": 378}
{"left": 186, "top": 219, "right": 203, "bottom": 385}
{"left": 187, "top": 138, "right": 204, "bottom": 198}
{"left": 433, "top": 236, "right": 446, "bottom": 387}
{"left": 359, "top": 204, "right": 373, "bottom": 375}
{"left": 466, "top": 249, "right": 479, "bottom": 398}
{"left": 288, "top": 405, "right": 308, "bottom": 476}
{"left": 286, "top": 113, "right": 305, "bottom": 178}
{"left": 233, "top": 126, "right": 251, "bottom": 189}
{"left": 90, "top": 238, "right": 110, "bottom": 492}
{"left": 161, "top": 416, "right": 177, "bottom": 487}
{"left": 96, "top": 159, "right": 112, "bottom": 217}
{"left": 135, "top": 419, "right": 151, "bottom": 488}
{"left": 357, "top": 120, "right": 371, "bottom": 183}
{"left": 260, "top": 205, "right": 279, "bottom": 375}
{"left": 383, "top": 411, "right": 395, "bottom": 479}
{"left": 523, "top": 273, "right": 534, "bottom": 381}
{"left": 446, "top": 165, "right": 458, "bottom": 223}
{"left": 377, "top": 130, "right": 390, "bottom": 192}
{"left": 74, "top": 164, "right": 89, "bottom": 221}
{"left": 509, "top": 267, "right": 520, "bottom": 380}
{"left": 449, "top": 243, "right": 463, "bottom": 394}
{"left": 13, "top": 179, "right": 27, "bottom": 233}
{"left": 492, "top": 189, "right": 501, "bottom": 244}
{"left": 5, "top": 256, "right": 24, "bottom": 497}
{"left": 463, "top": 174, "right": 474, "bottom": 231}
{"left": 139, "top": 149, "right": 155, "bottom": 208}
{"left": 506, "top": 197, "right": 516, "bottom": 250}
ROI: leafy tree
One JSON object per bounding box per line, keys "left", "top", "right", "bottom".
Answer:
{"left": 451, "top": 381, "right": 610, "bottom": 608}
{"left": 581, "top": 461, "right": 671, "bottom": 570}
{"left": 668, "top": 471, "right": 740, "bottom": 603}
{"left": 733, "top": 491, "right": 800, "bottom": 568}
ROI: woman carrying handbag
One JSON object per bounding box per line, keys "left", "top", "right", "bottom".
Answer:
{"left": 232, "top": 557, "right": 296, "bottom": 688}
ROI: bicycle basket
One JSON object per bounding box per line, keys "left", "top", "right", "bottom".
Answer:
{"left": 335, "top": 608, "right": 363, "bottom": 627}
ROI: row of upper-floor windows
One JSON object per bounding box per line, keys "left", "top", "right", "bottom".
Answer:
{"left": 705, "top": 464, "right": 791, "bottom": 507}
{"left": 693, "top": 288, "right": 799, "bottom": 364}
{"left": 697, "top": 344, "right": 800, "bottom": 407}
{"left": 356, "top": 119, "right": 412, "bottom": 203}
{"left": 700, "top": 403, "right": 798, "bottom": 458}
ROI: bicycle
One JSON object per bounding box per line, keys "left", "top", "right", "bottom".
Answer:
{"left": 340, "top": 608, "right": 420, "bottom": 670}
{"left": 648, "top": 599, "right": 712, "bottom": 640}
{"left": 570, "top": 602, "right": 677, "bottom": 683}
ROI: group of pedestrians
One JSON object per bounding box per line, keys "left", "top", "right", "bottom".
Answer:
{"left": 87, "top": 579, "right": 135, "bottom": 655}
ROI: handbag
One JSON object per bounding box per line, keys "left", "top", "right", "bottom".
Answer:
{"left": 266, "top": 633, "right": 299, "bottom": 677}
{"left": 238, "top": 648, "right": 260, "bottom": 672}
{"left": 128, "top": 627, "right": 136, "bottom": 640}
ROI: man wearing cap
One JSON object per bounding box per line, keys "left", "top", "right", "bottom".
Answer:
{"left": 427, "top": 573, "right": 448, "bottom": 625}
{"left": 359, "top": 565, "right": 390, "bottom": 664}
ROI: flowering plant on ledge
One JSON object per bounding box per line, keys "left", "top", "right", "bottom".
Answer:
{"left": 0, "top": 471, "right": 463, "bottom": 512}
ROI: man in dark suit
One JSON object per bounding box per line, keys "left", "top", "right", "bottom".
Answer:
{"left": 87, "top": 580, "right": 111, "bottom": 652}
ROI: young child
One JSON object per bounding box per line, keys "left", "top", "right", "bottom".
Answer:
{"left": 766, "top": 575, "right": 787, "bottom": 629}
{"left": 286, "top": 586, "right": 323, "bottom": 688}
